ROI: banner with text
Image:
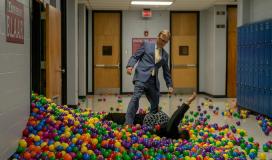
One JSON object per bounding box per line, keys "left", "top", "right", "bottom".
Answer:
{"left": 6, "top": 0, "right": 24, "bottom": 44}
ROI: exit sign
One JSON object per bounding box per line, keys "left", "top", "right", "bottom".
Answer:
{"left": 142, "top": 9, "right": 152, "bottom": 18}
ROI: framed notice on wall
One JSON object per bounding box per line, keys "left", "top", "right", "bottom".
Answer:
{"left": 132, "top": 38, "right": 156, "bottom": 54}
{"left": 5, "top": 0, "right": 24, "bottom": 44}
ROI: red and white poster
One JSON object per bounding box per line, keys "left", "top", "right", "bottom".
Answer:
{"left": 132, "top": 38, "right": 156, "bottom": 54}
{"left": 5, "top": 0, "right": 24, "bottom": 44}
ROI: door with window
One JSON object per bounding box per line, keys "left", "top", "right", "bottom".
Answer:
{"left": 171, "top": 12, "right": 198, "bottom": 93}
{"left": 93, "top": 12, "right": 121, "bottom": 94}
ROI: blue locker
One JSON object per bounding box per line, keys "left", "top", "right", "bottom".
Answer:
{"left": 246, "top": 46, "right": 250, "bottom": 67}
{"left": 264, "top": 46, "right": 270, "bottom": 89}
{"left": 269, "top": 90, "right": 272, "bottom": 118}
{"left": 242, "top": 26, "right": 245, "bottom": 45}
{"left": 259, "top": 22, "right": 265, "bottom": 44}
{"left": 264, "top": 21, "right": 270, "bottom": 44}
{"left": 270, "top": 20, "right": 272, "bottom": 44}
{"left": 239, "top": 27, "right": 243, "bottom": 46}
{"left": 238, "top": 28, "right": 240, "bottom": 46}
{"left": 237, "top": 82, "right": 240, "bottom": 106}
{"left": 253, "top": 45, "right": 257, "bottom": 67}
{"left": 267, "top": 44, "right": 272, "bottom": 68}
{"left": 240, "top": 26, "right": 244, "bottom": 45}
{"left": 259, "top": 45, "right": 264, "bottom": 67}
{"left": 243, "top": 46, "right": 246, "bottom": 67}
{"left": 248, "top": 86, "right": 252, "bottom": 109}
{"left": 255, "top": 23, "right": 260, "bottom": 44}
{"left": 241, "top": 84, "right": 245, "bottom": 107}
{"left": 264, "top": 45, "right": 269, "bottom": 67}
{"left": 249, "top": 46, "right": 252, "bottom": 66}
{"left": 257, "top": 22, "right": 261, "bottom": 44}
{"left": 246, "top": 25, "right": 250, "bottom": 45}
{"left": 260, "top": 89, "right": 266, "bottom": 114}
{"left": 257, "top": 88, "right": 263, "bottom": 114}
{"left": 253, "top": 68, "right": 258, "bottom": 108}
{"left": 250, "top": 24, "right": 255, "bottom": 45}
{"left": 243, "top": 85, "right": 247, "bottom": 108}
{"left": 264, "top": 90, "right": 270, "bottom": 115}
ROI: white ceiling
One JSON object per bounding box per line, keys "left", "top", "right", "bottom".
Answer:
{"left": 78, "top": 0, "right": 237, "bottom": 11}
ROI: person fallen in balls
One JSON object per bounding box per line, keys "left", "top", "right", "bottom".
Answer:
{"left": 104, "top": 92, "right": 197, "bottom": 139}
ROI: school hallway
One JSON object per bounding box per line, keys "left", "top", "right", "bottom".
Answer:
{"left": 0, "top": 0, "right": 271, "bottom": 159}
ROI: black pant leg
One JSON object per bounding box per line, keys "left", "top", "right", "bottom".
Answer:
{"left": 165, "top": 103, "right": 190, "bottom": 138}
{"left": 104, "top": 113, "right": 145, "bottom": 125}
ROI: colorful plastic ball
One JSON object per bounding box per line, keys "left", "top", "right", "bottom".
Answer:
{"left": 155, "top": 124, "right": 161, "bottom": 131}
{"left": 34, "top": 135, "right": 40, "bottom": 141}
{"left": 259, "top": 153, "right": 267, "bottom": 160}
{"left": 19, "top": 139, "right": 27, "bottom": 148}
{"left": 23, "top": 152, "right": 32, "bottom": 159}
{"left": 248, "top": 137, "right": 254, "bottom": 142}
{"left": 248, "top": 152, "right": 256, "bottom": 159}
{"left": 239, "top": 131, "right": 246, "bottom": 137}
{"left": 263, "top": 145, "right": 269, "bottom": 152}
{"left": 63, "top": 153, "right": 72, "bottom": 160}
{"left": 82, "top": 153, "right": 90, "bottom": 160}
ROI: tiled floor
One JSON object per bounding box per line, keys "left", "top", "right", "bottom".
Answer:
{"left": 79, "top": 94, "right": 272, "bottom": 159}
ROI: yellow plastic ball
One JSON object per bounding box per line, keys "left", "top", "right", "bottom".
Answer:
{"left": 54, "top": 142, "right": 61, "bottom": 148}
{"left": 115, "top": 141, "right": 121, "bottom": 148}
{"left": 91, "top": 139, "right": 98, "bottom": 145}
{"left": 34, "top": 135, "right": 40, "bottom": 142}
{"left": 41, "top": 142, "right": 47, "bottom": 148}
{"left": 72, "top": 138, "right": 78, "bottom": 144}
{"left": 81, "top": 146, "right": 88, "bottom": 153}
{"left": 49, "top": 144, "right": 55, "bottom": 151}
{"left": 228, "top": 142, "right": 233, "bottom": 148}
{"left": 19, "top": 139, "right": 27, "bottom": 148}
{"left": 87, "top": 150, "right": 94, "bottom": 155}
{"left": 62, "top": 143, "right": 69, "bottom": 149}
{"left": 259, "top": 153, "right": 266, "bottom": 160}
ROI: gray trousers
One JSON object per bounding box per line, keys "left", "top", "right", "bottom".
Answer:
{"left": 125, "top": 76, "right": 160, "bottom": 125}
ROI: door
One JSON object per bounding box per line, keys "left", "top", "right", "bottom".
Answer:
{"left": 171, "top": 12, "right": 198, "bottom": 93}
{"left": 45, "top": 4, "right": 62, "bottom": 104}
{"left": 93, "top": 12, "right": 121, "bottom": 94}
{"left": 227, "top": 6, "right": 237, "bottom": 97}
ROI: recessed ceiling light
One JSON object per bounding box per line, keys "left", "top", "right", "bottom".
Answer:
{"left": 131, "top": 1, "right": 173, "bottom": 6}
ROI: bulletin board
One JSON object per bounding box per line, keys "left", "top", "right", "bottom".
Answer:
{"left": 132, "top": 38, "right": 156, "bottom": 54}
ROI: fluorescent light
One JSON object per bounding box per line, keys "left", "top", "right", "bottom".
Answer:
{"left": 131, "top": 1, "right": 173, "bottom": 6}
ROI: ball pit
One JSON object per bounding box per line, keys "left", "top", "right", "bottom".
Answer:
{"left": 10, "top": 93, "right": 271, "bottom": 160}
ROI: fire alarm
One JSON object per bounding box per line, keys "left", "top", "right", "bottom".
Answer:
{"left": 144, "top": 30, "right": 149, "bottom": 37}
{"left": 142, "top": 8, "right": 152, "bottom": 18}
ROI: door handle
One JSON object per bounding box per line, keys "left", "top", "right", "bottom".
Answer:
{"left": 58, "top": 68, "right": 65, "bottom": 73}
{"left": 172, "top": 64, "right": 196, "bottom": 68}
{"left": 95, "top": 64, "right": 120, "bottom": 68}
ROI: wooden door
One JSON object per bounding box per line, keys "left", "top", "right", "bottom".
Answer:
{"left": 171, "top": 12, "right": 198, "bottom": 93}
{"left": 227, "top": 7, "right": 237, "bottom": 97}
{"left": 46, "top": 4, "right": 62, "bottom": 104}
{"left": 93, "top": 12, "right": 120, "bottom": 94}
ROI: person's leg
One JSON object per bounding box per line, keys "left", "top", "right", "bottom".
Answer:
{"left": 166, "top": 92, "right": 196, "bottom": 137}
{"left": 166, "top": 103, "right": 190, "bottom": 134}
{"left": 104, "top": 113, "right": 126, "bottom": 125}
{"left": 104, "top": 113, "right": 145, "bottom": 125}
{"left": 125, "top": 81, "right": 145, "bottom": 125}
{"left": 145, "top": 77, "right": 160, "bottom": 114}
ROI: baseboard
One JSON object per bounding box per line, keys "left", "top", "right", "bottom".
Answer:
{"left": 198, "top": 92, "right": 227, "bottom": 98}
{"left": 238, "top": 105, "right": 272, "bottom": 118}
{"left": 87, "top": 92, "right": 94, "bottom": 95}
{"left": 121, "top": 92, "right": 173, "bottom": 95}
{"left": 67, "top": 105, "right": 78, "bottom": 109}
{"left": 78, "top": 96, "right": 86, "bottom": 99}
{"left": 121, "top": 92, "right": 133, "bottom": 95}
